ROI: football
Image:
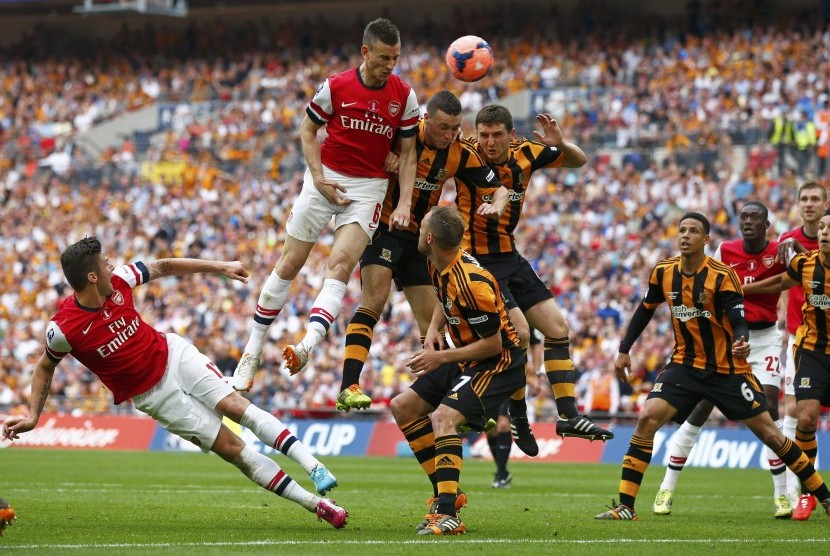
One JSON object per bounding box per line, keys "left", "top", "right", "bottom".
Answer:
{"left": 445, "top": 35, "right": 494, "bottom": 82}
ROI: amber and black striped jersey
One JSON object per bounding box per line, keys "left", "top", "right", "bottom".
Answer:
{"left": 429, "top": 250, "right": 522, "bottom": 372}
{"left": 788, "top": 251, "right": 830, "bottom": 354}
{"left": 380, "top": 120, "right": 500, "bottom": 233}
{"left": 643, "top": 255, "right": 750, "bottom": 374}
{"left": 455, "top": 137, "right": 564, "bottom": 256}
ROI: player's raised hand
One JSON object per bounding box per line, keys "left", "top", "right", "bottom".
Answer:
{"left": 315, "top": 178, "right": 352, "bottom": 207}
{"left": 533, "top": 113, "right": 564, "bottom": 148}
{"left": 614, "top": 353, "right": 633, "bottom": 383}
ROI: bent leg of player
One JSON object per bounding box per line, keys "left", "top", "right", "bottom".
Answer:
{"left": 597, "top": 371, "right": 684, "bottom": 521}
{"left": 288, "top": 173, "right": 384, "bottom": 374}
{"left": 232, "top": 269, "right": 294, "bottom": 391}
{"left": 233, "top": 174, "right": 330, "bottom": 390}
{"left": 222, "top": 430, "right": 347, "bottom": 528}
{"left": 654, "top": 399, "right": 715, "bottom": 514}
{"left": 135, "top": 335, "right": 348, "bottom": 528}
{"left": 520, "top": 293, "right": 614, "bottom": 442}
{"left": 231, "top": 402, "right": 338, "bottom": 495}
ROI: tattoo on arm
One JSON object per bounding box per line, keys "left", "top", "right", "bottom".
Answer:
{"left": 35, "top": 377, "right": 52, "bottom": 415}
{"left": 148, "top": 259, "right": 173, "bottom": 281}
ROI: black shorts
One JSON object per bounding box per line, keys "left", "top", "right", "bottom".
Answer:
{"left": 360, "top": 224, "right": 431, "bottom": 290}
{"left": 647, "top": 362, "right": 769, "bottom": 423}
{"left": 476, "top": 252, "right": 553, "bottom": 312}
{"left": 793, "top": 347, "right": 830, "bottom": 405}
{"left": 410, "top": 351, "right": 527, "bottom": 431}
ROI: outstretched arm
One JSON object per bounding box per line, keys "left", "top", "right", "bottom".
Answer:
{"left": 146, "top": 259, "right": 249, "bottom": 283}
{"left": 741, "top": 271, "right": 798, "bottom": 295}
{"left": 2, "top": 354, "right": 57, "bottom": 440}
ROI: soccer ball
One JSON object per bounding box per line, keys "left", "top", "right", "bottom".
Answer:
{"left": 445, "top": 35, "right": 494, "bottom": 82}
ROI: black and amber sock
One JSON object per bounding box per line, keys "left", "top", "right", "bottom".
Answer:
{"left": 340, "top": 307, "right": 379, "bottom": 391}
{"left": 544, "top": 336, "right": 578, "bottom": 419}
{"left": 434, "top": 434, "right": 463, "bottom": 516}
{"left": 508, "top": 386, "right": 528, "bottom": 418}
{"left": 776, "top": 437, "right": 830, "bottom": 500}
{"left": 400, "top": 417, "right": 438, "bottom": 496}
{"left": 795, "top": 428, "right": 818, "bottom": 495}
{"left": 619, "top": 434, "right": 653, "bottom": 509}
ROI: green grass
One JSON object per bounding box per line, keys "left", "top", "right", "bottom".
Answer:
{"left": 1, "top": 450, "right": 826, "bottom": 554}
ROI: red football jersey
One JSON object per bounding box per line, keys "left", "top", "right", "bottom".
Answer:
{"left": 306, "top": 68, "right": 419, "bottom": 179}
{"left": 714, "top": 239, "right": 786, "bottom": 324}
{"left": 44, "top": 262, "right": 168, "bottom": 404}
{"left": 779, "top": 227, "right": 819, "bottom": 334}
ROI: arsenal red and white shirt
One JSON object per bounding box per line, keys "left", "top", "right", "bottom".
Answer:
{"left": 45, "top": 262, "right": 168, "bottom": 404}
{"left": 306, "top": 68, "right": 419, "bottom": 178}
{"left": 714, "top": 239, "right": 786, "bottom": 325}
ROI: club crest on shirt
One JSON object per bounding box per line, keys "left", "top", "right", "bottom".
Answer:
{"left": 697, "top": 292, "right": 710, "bottom": 305}
{"left": 112, "top": 291, "right": 124, "bottom": 305}
{"left": 388, "top": 101, "right": 401, "bottom": 116}
{"left": 763, "top": 255, "right": 775, "bottom": 268}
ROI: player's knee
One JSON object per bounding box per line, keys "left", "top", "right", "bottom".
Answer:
{"left": 326, "top": 257, "right": 355, "bottom": 283}
{"left": 496, "top": 415, "right": 510, "bottom": 433}
{"left": 275, "top": 254, "right": 303, "bottom": 280}
{"left": 390, "top": 394, "right": 413, "bottom": 425}
{"left": 211, "top": 427, "right": 246, "bottom": 462}
{"left": 797, "top": 412, "right": 819, "bottom": 432}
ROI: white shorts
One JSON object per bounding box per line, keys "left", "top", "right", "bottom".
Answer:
{"left": 747, "top": 325, "right": 783, "bottom": 389}
{"left": 285, "top": 166, "right": 388, "bottom": 242}
{"left": 784, "top": 334, "right": 797, "bottom": 396}
{"left": 132, "top": 333, "right": 235, "bottom": 453}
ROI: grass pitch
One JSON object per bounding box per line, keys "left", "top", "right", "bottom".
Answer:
{"left": 2, "top": 449, "right": 827, "bottom": 554}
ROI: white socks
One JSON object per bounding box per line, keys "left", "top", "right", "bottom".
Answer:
{"left": 240, "top": 404, "right": 320, "bottom": 474}
{"left": 232, "top": 445, "right": 320, "bottom": 511}
{"left": 660, "top": 421, "right": 702, "bottom": 491}
{"left": 298, "top": 278, "right": 346, "bottom": 353}
{"left": 245, "top": 271, "right": 292, "bottom": 356}
{"left": 770, "top": 419, "right": 788, "bottom": 497}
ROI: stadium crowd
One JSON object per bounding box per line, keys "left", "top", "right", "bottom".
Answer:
{"left": 2, "top": 4, "right": 829, "bottom": 423}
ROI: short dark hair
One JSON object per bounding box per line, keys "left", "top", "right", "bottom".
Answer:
{"left": 798, "top": 180, "right": 827, "bottom": 201}
{"left": 61, "top": 237, "right": 102, "bottom": 291}
{"left": 741, "top": 200, "right": 769, "bottom": 221}
{"left": 475, "top": 104, "right": 513, "bottom": 131}
{"left": 428, "top": 206, "right": 465, "bottom": 249}
{"left": 679, "top": 212, "right": 710, "bottom": 234}
{"left": 426, "top": 90, "right": 461, "bottom": 118}
{"left": 363, "top": 18, "right": 400, "bottom": 49}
